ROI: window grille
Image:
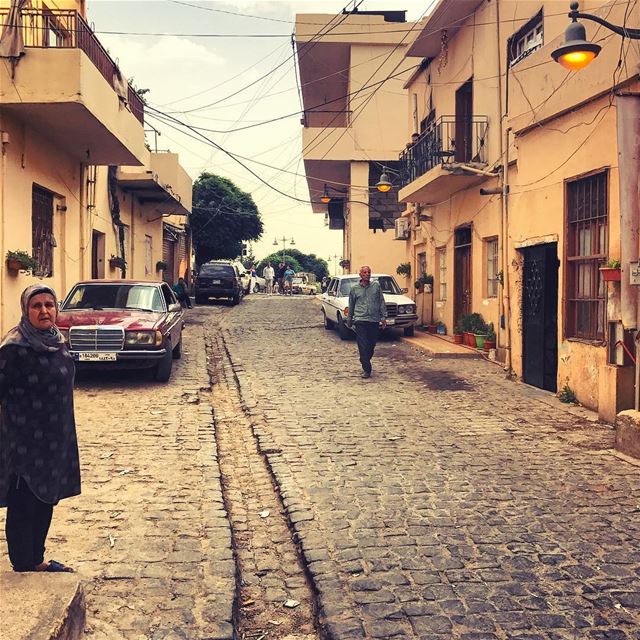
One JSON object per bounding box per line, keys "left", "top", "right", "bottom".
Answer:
{"left": 32, "top": 185, "right": 54, "bottom": 277}
{"left": 508, "top": 11, "right": 543, "bottom": 67}
{"left": 566, "top": 171, "right": 608, "bottom": 341}
{"left": 486, "top": 237, "right": 499, "bottom": 297}
{"left": 437, "top": 248, "right": 447, "bottom": 301}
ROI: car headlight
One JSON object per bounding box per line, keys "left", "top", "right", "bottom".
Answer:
{"left": 405, "top": 305, "right": 415, "bottom": 314}
{"left": 59, "top": 329, "right": 69, "bottom": 343}
{"left": 125, "top": 330, "right": 162, "bottom": 346}
{"left": 398, "top": 305, "right": 406, "bottom": 314}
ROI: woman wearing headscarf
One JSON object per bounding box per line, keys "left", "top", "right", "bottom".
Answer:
{"left": 0, "top": 285, "right": 81, "bottom": 572}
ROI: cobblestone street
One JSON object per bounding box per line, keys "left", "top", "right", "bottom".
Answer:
{"left": 222, "top": 296, "right": 640, "bottom": 640}
{"left": 2, "top": 294, "right": 640, "bottom": 640}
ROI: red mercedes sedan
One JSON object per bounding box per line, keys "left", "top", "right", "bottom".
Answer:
{"left": 57, "top": 280, "right": 185, "bottom": 382}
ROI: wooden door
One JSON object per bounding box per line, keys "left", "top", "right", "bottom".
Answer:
{"left": 455, "top": 79, "right": 473, "bottom": 162}
{"left": 454, "top": 227, "right": 472, "bottom": 323}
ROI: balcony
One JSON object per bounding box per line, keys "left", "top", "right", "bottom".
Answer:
{"left": 117, "top": 152, "right": 192, "bottom": 218}
{"left": 0, "top": 8, "right": 147, "bottom": 165}
{"left": 398, "top": 115, "right": 490, "bottom": 204}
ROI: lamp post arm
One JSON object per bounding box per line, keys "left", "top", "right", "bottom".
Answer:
{"left": 571, "top": 9, "right": 640, "bottom": 39}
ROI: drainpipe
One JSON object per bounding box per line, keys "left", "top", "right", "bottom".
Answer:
{"left": 502, "top": 126, "right": 513, "bottom": 373}
{"left": 0, "top": 131, "right": 7, "bottom": 336}
{"left": 616, "top": 94, "right": 640, "bottom": 408}
{"left": 79, "top": 163, "right": 86, "bottom": 280}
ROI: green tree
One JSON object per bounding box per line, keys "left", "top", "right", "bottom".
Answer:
{"left": 257, "top": 249, "right": 328, "bottom": 281}
{"left": 191, "top": 173, "right": 263, "bottom": 265}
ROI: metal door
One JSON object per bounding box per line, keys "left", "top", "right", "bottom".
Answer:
{"left": 522, "top": 243, "right": 559, "bottom": 392}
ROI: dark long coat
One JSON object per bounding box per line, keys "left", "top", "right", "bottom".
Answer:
{"left": 0, "top": 344, "right": 81, "bottom": 506}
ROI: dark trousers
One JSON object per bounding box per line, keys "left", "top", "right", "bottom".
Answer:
{"left": 5, "top": 476, "right": 54, "bottom": 572}
{"left": 354, "top": 321, "right": 379, "bottom": 374}
{"left": 178, "top": 293, "right": 192, "bottom": 309}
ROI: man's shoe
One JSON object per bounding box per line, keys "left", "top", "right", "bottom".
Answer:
{"left": 361, "top": 371, "right": 371, "bottom": 379}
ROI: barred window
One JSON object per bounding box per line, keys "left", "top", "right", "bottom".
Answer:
{"left": 32, "top": 185, "right": 54, "bottom": 277}
{"left": 437, "top": 248, "right": 447, "bottom": 301}
{"left": 417, "top": 251, "right": 427, "bottom": 279}
{"left": 566, "top": 171, "right": 608, "bottom": 341}
{"left": 485, "top": 237, "right": 499, "bottom": 297}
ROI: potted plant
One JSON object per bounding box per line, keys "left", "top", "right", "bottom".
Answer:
{"left": 457, "top": 313, "right": 476, "bottom": 347}
{"left": 600, "top": 259, "right": 621, "bottom": 282}
{"left": 109, "top": 255, "right": 127, "bottom": 271}
{"left": 471, "top": 314, "right": 490, "bottom": 350}
{"left": 156, "top": 260, "right": 168, "bottom": 272}
{"left": 396, "top": 262, "right": 411, "bottom": 278}
{"left": 414, "top": 273, "right": 433, "bottom": 293}
{"left": 453, "top": 320, "right": 464, "bottom": 344}
{"left": 484, "top": 323, "right": 496, "bottom": 352}
{"left": 6, "top": 250, "right": 38, "bottom": 273}
{"left": 339, "top": 258, "right": 350, "bottom": 270}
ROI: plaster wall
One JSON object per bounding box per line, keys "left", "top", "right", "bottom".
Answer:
{"left": 0, "top": 110, "right": 82, "bottom": 334}
{"left": 346, "top": 162, "right": 407, "bottom": 278}
{"left": 508, "top": 96, "right": 622, "bottom": 411}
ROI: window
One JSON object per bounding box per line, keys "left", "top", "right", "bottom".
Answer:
{"left": 485, "top": 237, "right": 499, "bottom": 297}
{"left": 508, "top": 11, "right": 543, "bottom": 67}
{"left": 566, "top": 171, "right": 608, "bottom": 341}
{"left": 436, "top": 248, "right": 447, "bottom": 301}
{"left": 144, "top": 235, "right": 153, "bottom": 277}
{"left": 32, "top": 185, "right": 54, "bottom": 277}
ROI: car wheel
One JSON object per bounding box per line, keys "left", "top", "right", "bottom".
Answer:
{"left": 172, "top": 335, "right": 182, "bottom": 359}
{"left": 403, "top": 325, "right": 415, "bottom": 337}
{"left": 232, "top": 293, "right": 241, "bottom": 305}
{"left": 253, "top": 284, "right": 260, "bottom": 293}
{"left": 323, "top": 310, "right": 334, "bottom": 330}
{"left": 337, "top": 314, "right": 351, "bottom": 340}
{"left": 154, "top": 341, "right": 173, "bottom": 382}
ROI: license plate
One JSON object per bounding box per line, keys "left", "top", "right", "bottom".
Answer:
{"left": 386, "top": 318, "right": 395, "bottom": 325}
{"left": 77, "top": 352, "right": 117, "bottom": 362}
{"left": 212, "top": 279, "right": 221, "bottom": 284}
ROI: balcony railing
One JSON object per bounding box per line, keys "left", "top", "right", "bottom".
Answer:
{"left": 399, "top": 115, "right": 488, "bottom": 188}
{"left": 0, "top": 8, "right": 144, "bottom": 124}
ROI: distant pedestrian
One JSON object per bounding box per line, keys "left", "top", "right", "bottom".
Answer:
{"left": 321, "top": 276, "right": 329, "bottom": 293}
{"left": 347, "top": 266, "right": 387, "bottom": 378}
{"left": 283, "top": 264, "right": 295, "bottom": 295}
{"left": 248, "top": 265, "right": 257, "bottom": 294}
{"left": 263, "top": 262, "right": 275, "bottom": 295}
{"left": 172, "top": 277, "right": 192, "bottom": 308}
{"left": 0, "top": 285, "right": 81, "bottom": 573}
{"left": 277, "top": 262, "right": 286, "bottom": 294}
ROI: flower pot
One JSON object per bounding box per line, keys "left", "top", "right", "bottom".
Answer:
{"left": 474, "top": 334, "right": 487, "bottom": 350}
{"left": 463, "top": 331, "right": 476, "bottom": 348}
{"left": 7, "top": 259, "right": 23, "bottom": 271}
{"left": 436, "top": 325, "right": 446, "bottom": 335}
{"left": 484, "top": 339, "right": 496, "bottom": 352}
{"left": 427, "top": 324, "right": 437, "bottom": 334}
{"left": 453, "top": 334, "right": 463, "bottom": 344}
{"left": 600, "top": 267, "right": 621, "bottom": 282}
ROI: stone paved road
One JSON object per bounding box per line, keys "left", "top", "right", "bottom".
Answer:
{"left": 217, "top": 295, "right": 640, "bottom": 640}
{"left": 1, "top": 315, "right": 235, "bottom": 640}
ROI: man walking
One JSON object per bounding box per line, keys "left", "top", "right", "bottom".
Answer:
{"left": 263, "top": 262, "right": 275, "bottom": 295}
{"left": 347, "top": 266, "right": 387, "bottom": 378}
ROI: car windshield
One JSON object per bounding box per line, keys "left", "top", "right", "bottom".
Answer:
{"left": 62, "top": 284, "right": 164, "bottom": 312}
{"left": 337, "top": 276, "right": 402, "bottom": 296}
{"left": 292, "top": 277, "right": 304, "bottom": 284}
{"left": 200, "top": 264, "right": 235, "bottom": 277}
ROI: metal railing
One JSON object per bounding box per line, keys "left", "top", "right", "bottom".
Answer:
{"left": 0, "top": 8, "right": 144, "bottom": 124}
{"left": 399, "top": 115, "right": 488, "bottom": 187}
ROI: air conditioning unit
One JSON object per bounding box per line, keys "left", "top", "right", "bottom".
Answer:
{"left": 394, "top": 217, "right": 410, "bottom": 240}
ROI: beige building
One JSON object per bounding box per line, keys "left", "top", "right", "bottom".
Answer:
{"left": 396, "top": 0, "right": 639, "bottom": 420}
{"left": 0, "top": 0, "right": 191, "bottom": 334}
{"left": 295, "top": 9, "right": 417, "bottom": 277}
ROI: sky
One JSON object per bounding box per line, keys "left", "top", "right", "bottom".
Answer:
{"left": 88, "top": 0, "right": 430, "bottom": 270}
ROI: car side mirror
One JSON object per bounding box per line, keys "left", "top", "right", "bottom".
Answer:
{"left": 168, "top": 303, "right": 182, "bottom": 312}
{"left": 401, "top": 287, "right": 408, "bottom": 294}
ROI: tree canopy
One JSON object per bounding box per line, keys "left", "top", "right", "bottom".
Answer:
{"left": 257, "top": 249, "right": 328, "bottom": 281}
{"left": 191, "top": 173, "right": 263, "bottom": 265}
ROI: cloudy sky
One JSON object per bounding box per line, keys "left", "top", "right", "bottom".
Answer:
{"left": 89, "top": 1, "right": 431, "bottom": 267}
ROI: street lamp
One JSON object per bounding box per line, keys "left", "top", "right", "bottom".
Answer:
{"left": 375, "top": 167, "right": 394, "bottom": 192}
{"left": 273, "top": 236, "right": 295, "bottom": 264}
{"left": 551, "top": 2, "right": 640, "bottom": 71}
